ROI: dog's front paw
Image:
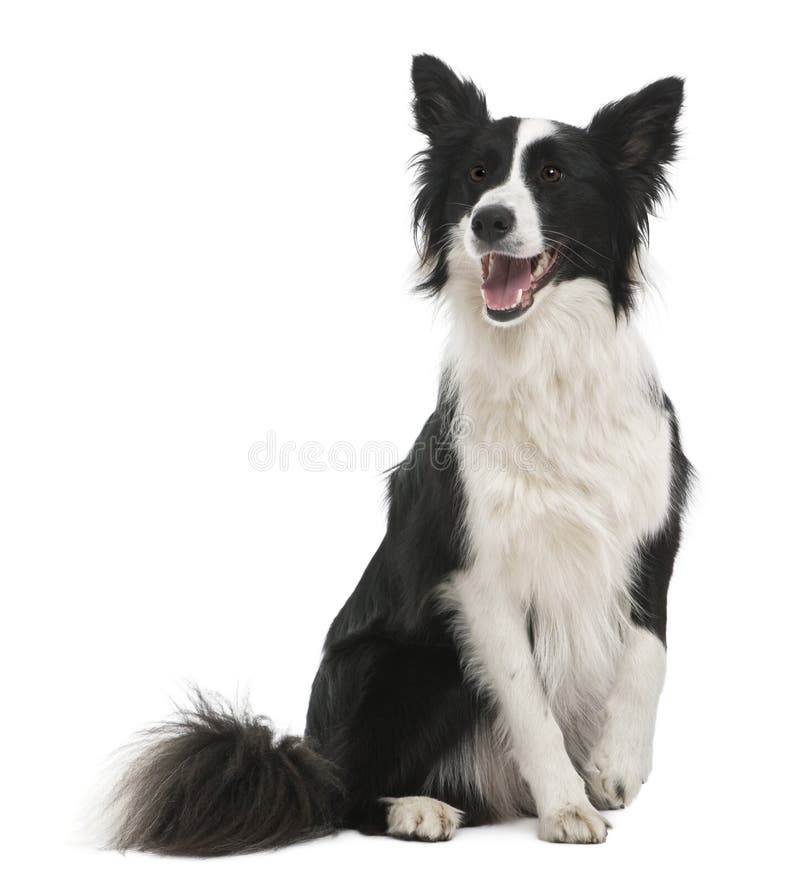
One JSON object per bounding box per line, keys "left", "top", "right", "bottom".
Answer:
{"left": 584, "top": 740, "right": 651, "bottom": 810}
{"left": 538, "top": 801, "right": 609, "bottom": 844}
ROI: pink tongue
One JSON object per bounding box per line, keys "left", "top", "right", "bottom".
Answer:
{"left": 481, "top": 256, "right": 531, "bottom": 310}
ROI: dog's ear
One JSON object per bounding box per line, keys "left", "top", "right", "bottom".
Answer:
{"left": 411, "top": 54, "right": 489, "bottom": 139}
{"left": 588, "top": 77, "right": 684, "bottom": 207}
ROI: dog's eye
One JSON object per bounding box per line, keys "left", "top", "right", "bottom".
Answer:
{"left": 541, "top": 166, "right": 563, "bottom": 182}
{"left": 468, "top": 165, "right": 487, "bottom": 183}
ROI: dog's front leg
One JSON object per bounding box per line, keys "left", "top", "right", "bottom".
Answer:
{"left": 454, "top": 573, "right": 608, "bottom": 843}
{"left": 584, "top": 622, "right": 666, "bottom": 810}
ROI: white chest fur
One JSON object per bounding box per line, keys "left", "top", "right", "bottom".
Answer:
{"left": 445, "top": 279, "right": 673, "bottom": 758}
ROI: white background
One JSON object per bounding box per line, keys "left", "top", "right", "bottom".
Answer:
{"left": 2, "top": 1, "right": 798, "bottom": 882}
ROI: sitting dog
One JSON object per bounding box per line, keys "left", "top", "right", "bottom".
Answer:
{"left": 109, "top": 54, "right": 691, "bottom": 853}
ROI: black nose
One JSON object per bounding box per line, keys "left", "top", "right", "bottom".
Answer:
{"left": 471, "top": 205, "right": 515, "bottom": 244}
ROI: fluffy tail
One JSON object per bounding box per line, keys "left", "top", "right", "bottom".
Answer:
{"left": 107, "top": 691, "right": 344, "bottom": 856}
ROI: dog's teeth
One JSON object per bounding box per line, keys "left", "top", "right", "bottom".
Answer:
{"left": 532, "top": 251, "right": 551, "bottom": 281}
{"left": 514, "top": 288, "right": 524, "bottom": 306}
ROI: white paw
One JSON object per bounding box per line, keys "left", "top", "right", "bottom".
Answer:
{"left": 383, "top": 796, "right": 462, "bottom": 842}
{"left": 538, "top": 801, "right": 609, "bottom": 844}
{"left": 585, "top": 737, "right": 652, "bottom": 810}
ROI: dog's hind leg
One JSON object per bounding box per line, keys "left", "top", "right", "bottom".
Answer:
{"left": 305, "top": 631, "right": 480, "bottom": 840}
{"left": 382, "top": 796, "right": 463, "bottom": 842}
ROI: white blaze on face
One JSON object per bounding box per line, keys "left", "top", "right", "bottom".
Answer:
{"left": 465, "top": 118, "right": 556, "bottom": 260}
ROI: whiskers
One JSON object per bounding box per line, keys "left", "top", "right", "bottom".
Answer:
{"left": 541, "top": 228, "right": 612, "bottom": 275}
{"left": 540, "top": 228, "right": 612, "bottom": 262}
{"left": 415, "top": 218, "right": 462, "bottom": 260}
{"left": 543, "top": 238, "right": 592, "bottom": 273}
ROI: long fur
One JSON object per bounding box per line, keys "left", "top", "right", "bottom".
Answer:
{"left": 108, "top": 692, "right": 343, "bottom": 855}
{"left": 105, "top": 55, "right": 691, "bottom": 853}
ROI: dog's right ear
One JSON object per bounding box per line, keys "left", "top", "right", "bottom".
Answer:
{"left": 411, "top": 55, "right": 489, "bottom": 140}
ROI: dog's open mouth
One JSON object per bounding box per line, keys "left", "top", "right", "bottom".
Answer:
{"left": 480, "top": 249, "right": 558, "bottom": 322}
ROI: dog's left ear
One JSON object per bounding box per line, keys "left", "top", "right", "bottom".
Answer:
{"left": 588, "top": 77, "right": 684, "bottom": 208}
{"left": 411, "top": 54, "right": 489, "bottom": 140}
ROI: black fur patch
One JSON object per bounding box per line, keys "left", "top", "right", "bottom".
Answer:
{"left": 629, "top": 395, "right": 694, "bottom": 645}
{"left": 304, "top": 382, "right": 483, "bottom": 827}
{"left": 108, "top": 691, "right": 344, "bottom": 855}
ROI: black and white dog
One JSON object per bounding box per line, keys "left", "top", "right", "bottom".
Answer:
{"left": 109, "top": 55, "right": 691, "bottom": 852}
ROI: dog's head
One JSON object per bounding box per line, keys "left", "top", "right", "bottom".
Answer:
{"left": 411, "top": 55, "right": 683, "bottom": 326}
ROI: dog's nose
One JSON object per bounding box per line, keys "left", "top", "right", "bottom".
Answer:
{"left": 471, "top": 205, "right": 515, "bottom": 244}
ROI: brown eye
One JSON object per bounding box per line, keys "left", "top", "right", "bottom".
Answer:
{"left": 468, "top": 164, "right": 487, "bottom": 182}
{"left": 541, "top": 165, "right": 562, "bottom": 182}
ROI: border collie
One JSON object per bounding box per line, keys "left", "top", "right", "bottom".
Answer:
{"left": 108, "top": 54, "right": 691, "bottom": 852}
